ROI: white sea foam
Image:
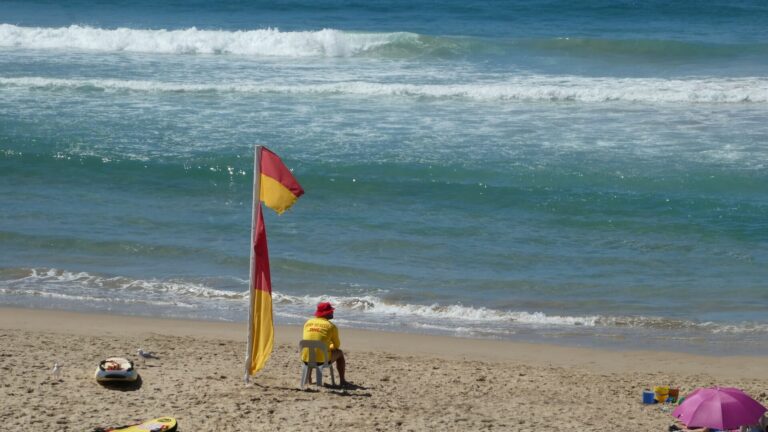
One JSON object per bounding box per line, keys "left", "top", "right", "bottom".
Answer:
{"left": 7, "top": 268, "right": 246, "bottom": 300}
{"left": 274, "top": 292, "right": 598, "bottom": 327}
{"left": 3, "top": 268, "right": 767, "bottom": 335}
{"left": 1, "top": 76, "right": 765, "bottom": 103}
{"left": 0, "top": 287, "right": 195, "bottom": 308}
{"left": 0, "top": 24, "right": 405, "bottom": 57}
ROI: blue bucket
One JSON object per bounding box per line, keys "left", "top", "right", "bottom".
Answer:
{"left": 642, "top": 390, "right": 656, "bottom": 404}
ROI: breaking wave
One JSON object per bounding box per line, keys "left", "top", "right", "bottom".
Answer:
{"left": 0, "top": 24, "right": 411, "bottom": 57}
{"left": 2, "top": 76, "right": 766, "bottom": 103}
{"left": 3, "top": 24, "right": 767, "bottom": 61}
{"left": 2, "top": 268, "right": 767, "bottom": 335}
{"left": 0, "top": 267, "right": 247, "bottom": 300}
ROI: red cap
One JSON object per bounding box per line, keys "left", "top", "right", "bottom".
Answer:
{"left": 314, "top": 302, "right": 335, "bottom": 318}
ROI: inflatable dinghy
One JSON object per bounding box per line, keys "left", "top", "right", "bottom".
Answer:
{"left": 93, "top": 417, "right": 177, "bottom": 432}
{"left": 95, "top": 357, "right": 138, "bottom": 383}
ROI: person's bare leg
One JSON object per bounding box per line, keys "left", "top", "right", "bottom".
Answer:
{"left": 330, "top": 349, "right": 346, "bottom": 385}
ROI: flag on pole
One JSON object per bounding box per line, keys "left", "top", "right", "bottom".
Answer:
{"left": 259, "top": 147, "right": 304, "bottom": 214}
{"left": 245, "top": 146, "right": 304, "bottom": 379}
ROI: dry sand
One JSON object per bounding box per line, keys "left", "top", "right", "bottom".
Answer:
{"left": 1, "top": 306, "right": 766, "bottom": 431}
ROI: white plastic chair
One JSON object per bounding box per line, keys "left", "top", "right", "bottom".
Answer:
{"left": 299, "top": 340, "right": 336, "bottom": 389}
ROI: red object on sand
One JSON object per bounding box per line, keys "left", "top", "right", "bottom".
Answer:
{"left": 672, "top": 387, "right": 767, "bottom": 430}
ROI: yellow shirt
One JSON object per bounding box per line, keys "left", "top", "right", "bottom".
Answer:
{"left": 301, "top": 317, "right": 340, "bottom": 363}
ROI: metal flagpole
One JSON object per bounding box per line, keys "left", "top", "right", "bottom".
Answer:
{"left": 244, "top": 145, "right": 262, "bottom": 385}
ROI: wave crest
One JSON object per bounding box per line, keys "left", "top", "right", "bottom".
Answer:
{"left": 2, "top": 76, "right": 766, "bottom": 103}
{"left": 3, "top": 268, "right": 767, "bottom": 335}
{"left": 3, "top": 267, "right": 246, "bottom": 300}
{"left": 0, "top": 24, "right": 412, "bottom": 57}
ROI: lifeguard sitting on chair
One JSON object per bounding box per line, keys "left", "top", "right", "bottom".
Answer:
{"left": 302, "top": 302, "right": 347, "bottom": 386}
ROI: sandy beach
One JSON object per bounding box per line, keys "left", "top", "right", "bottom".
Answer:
{"left": 3, "top": 0, "right": 768, "bottom": 429}
{"left": 0, "top": 307, "right": 766, "bottom": 431}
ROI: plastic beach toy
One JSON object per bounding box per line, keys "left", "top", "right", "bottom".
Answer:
{"left": 643, "top": 390, "right": 656, "bottom": 404}
{"left": 655, "top": 386, "right": 670, "bottom": 403}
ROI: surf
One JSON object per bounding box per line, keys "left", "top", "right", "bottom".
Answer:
{"left": 2, "top": 75, "right": 767, "bottom": 103}
{"left": 0, "top": 24, "right": 413, "bottom": 57}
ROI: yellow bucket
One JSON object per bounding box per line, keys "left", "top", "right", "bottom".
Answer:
{"left": 654, "top": 386, "right": 670, "bottom": 403}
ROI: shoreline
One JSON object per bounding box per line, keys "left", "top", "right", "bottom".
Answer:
{"left": 4, "top": 270, "right": 766, "bottom": 358}
{"left": 2, "top": 306, "right": 767, "bottom": 431}
{"left": 2, "top": 306, "right": 767, "bottom": 379}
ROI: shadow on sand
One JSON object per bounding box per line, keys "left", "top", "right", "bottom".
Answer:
{"left": 98, "top": 374, "right": 143, "bottom": 391}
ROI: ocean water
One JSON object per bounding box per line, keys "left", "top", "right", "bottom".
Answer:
{"left": 1, "top": 0, "right": 767, "bottom": 355}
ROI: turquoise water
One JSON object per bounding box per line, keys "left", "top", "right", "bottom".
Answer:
{"left": 1, "top": 0, "right": 767, "bottom": 354}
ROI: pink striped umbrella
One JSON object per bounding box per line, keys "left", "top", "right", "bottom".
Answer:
{"left": 672, "top": 387, "right": 766, "bottom": 430}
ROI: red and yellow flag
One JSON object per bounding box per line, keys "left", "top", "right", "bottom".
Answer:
{"left": 246, "top": 146, "right": 303, "bottom": 378}
{"left": 259, "top": 147, "right": 304, "bottom": 214}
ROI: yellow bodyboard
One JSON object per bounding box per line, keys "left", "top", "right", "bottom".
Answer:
{"left": 106, "top": 417, "right": 177, "bottom": 431}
